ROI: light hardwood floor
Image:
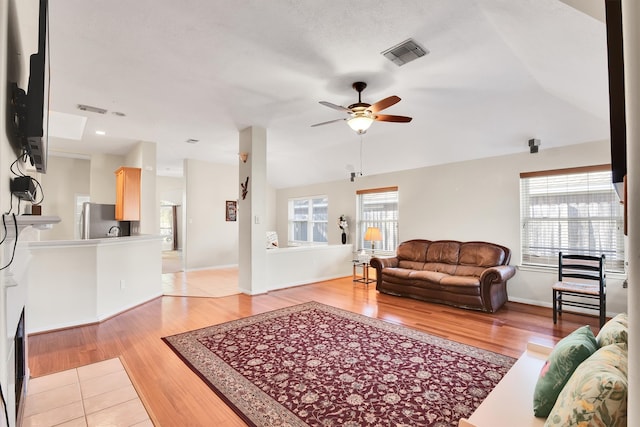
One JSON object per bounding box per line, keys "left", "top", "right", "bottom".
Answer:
{"left": 28, "top": 271, "right": 600, "bottom": 426}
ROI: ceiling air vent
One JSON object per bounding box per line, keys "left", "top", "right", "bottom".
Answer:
{"left": 77, "top": 104, "right": 107, "bottom": 114}
{"left": 381, "top": 39, "right": 429, "bottom": 66}
{"left": 185, "top": 139, "right": 199, "bottom": 144}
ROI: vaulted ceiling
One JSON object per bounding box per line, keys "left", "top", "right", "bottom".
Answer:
{"left": 42, "top": 0, "right": 608, "bottom": 188}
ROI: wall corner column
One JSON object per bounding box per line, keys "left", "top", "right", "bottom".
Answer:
{"left": 622, "top": 1, "right": 639, "bottom": 425}
{"left": 238, "top": 127, "right": 267, "bottom": 294}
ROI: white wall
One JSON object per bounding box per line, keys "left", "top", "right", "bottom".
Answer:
{"left": 125, "top": 141, "right": 158, "bottom": 235}
{"left": 157, "top": 175, "right": 183, "bottom": 205}
{"left": 276, "top": 140, "right": 627, "bottom": 315}
{"left": 1, "top": 1, "right": 42, "bottom": 423}
{"left": 39, "top": 156, "right": 90, "bottom": 240}
{"left": 89, "top": 153, "right": 125, "bottom": 204}
{"left": 622, "top": 0, "right": 638, "bottom": 422}
{"left": 183, "top": 159, "right": 239, "bottom": 269}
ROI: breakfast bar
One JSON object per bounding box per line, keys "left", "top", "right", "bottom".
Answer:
{"left": 26, "top": 235, "right": 163, "bottom": 333}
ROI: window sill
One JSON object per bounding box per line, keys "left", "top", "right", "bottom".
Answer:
{"left": 517, "top": 264, "right": 628, "bottom": 280}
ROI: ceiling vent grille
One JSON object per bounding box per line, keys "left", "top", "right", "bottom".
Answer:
{"left": 381, "top": 39, "right": 429, "bottom": 66}
{"left": 77, "top": 104, "right": 107, "bottom": 114}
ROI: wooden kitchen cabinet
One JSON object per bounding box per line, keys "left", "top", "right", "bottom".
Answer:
{"left": 115, "top": 167, "right": 141, "bottom": 220}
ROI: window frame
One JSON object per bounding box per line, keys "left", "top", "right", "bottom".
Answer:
{"left": 356, "top": 187, "right": 399, "bottom": 256}
{"left": 287, "top": 195, "right": 328, "bottom": 245}
{"left": 520, "top": 164, "right": 625, "bottom": 273}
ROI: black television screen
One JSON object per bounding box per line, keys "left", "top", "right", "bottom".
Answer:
{"left": 9, "top": 0, "right": 49, "bottom": 173}
{"left": 605, "top": 0, "right": 626, "bottom": 199}
{"left": 25, "top": 0, "right": 49, "bottom": 173}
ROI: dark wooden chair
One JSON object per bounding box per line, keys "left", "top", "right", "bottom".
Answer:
{"left": 552, "top": 252, "right": 606, "bottom": 328}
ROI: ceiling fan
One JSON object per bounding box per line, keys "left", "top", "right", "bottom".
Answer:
{"left": 311, "top": 82, "right": 412, "bottom": 134}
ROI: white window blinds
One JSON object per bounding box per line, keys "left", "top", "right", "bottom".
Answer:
{"left": 520, "top": 165, "right": 625, "bottom": 273}
{"left": 356, "top": 187, "right": 399, "bottom": 255}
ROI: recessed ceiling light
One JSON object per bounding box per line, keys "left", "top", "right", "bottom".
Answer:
{"left": 96, "top": 130, "right": 106, "bottom": 135}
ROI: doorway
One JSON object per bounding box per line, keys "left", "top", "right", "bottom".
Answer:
{"left": 160, "top": 204, "right": 183, "bottom": 273}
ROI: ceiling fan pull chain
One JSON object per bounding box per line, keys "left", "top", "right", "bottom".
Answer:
{"left": 360, "top": 135, "right": 364, "bottom": 176}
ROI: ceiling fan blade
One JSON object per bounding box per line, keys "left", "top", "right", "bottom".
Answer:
{"left": 311, "top": 118, "right": 347, "bottom": 127}
{"left": 319, "top": 101, "right": 351, "bottom": 113}
{"left": 368, "top": 96, "right": 400, "bottom": 113}
{"left": 375, "top": 114, "right": 413, "bottom": 123}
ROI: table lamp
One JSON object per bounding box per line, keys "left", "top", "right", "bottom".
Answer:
{"left": 364, "top": 227, "right": 382, "bottom": 254}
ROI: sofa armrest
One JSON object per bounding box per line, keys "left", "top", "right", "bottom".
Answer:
{"left": 479, "top": 265, "right": 516, "bottom": 312}
{"left": 480, "top": 265, "right": 516, "bottom": 284}
{"left": 370, "top": 256, "right": 398, "bottom": 270}
{"left": 370, "top": 257, "right": 398, "bottom": 288}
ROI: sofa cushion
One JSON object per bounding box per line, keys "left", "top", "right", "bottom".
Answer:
{"left": 396, "top": 240, "right": 430, "bottom": 263}
{"left": 440, "top": 275, "right": 480, "bottom": 287}
{"left": 454, "top": 265, "right": 485, "bottom": 277}
{"left": 597, "top": 313, "right": 628, "bottom": 348}
{"left": 407, "top": 270, "right": 449, "bottom": 283}
{"left": 381, "top": 268, "right": 413, "bottom": 280}
{"left": 609, "top": 312, "right": 628, "bottom": 328}
{"left": 544, "top": 343, "right": 628, "bottom": 427}
{"left": 423, "top": 262, "right": 457, "bottom": 275}
{"left": 426, "top": 241, "right": 460, "bottom": 264}
{"left": 533, "top": 325, "right": 598, "bottom": 417}
{"left": 459, "top": 242, "right": 506, "bottom": 267}
{"left": 398, "top": 260, "right": 426, "bottom": 270}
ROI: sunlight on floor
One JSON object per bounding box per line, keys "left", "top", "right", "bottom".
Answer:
{"left": 162, "top": 268, "right": 240, "bottom": 298}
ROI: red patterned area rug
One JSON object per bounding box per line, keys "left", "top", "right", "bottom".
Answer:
{"left": 162, "top": 301, "right": 515, "bottom": 427}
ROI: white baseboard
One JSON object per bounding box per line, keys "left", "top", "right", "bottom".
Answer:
{"left": 184, "top": 263, "right": 239, "bottom": 272}
{"left": 508, "top": 297, "right": 620, "bottom": 318}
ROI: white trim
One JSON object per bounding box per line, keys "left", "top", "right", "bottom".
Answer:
{"left": 184, "top": 263, "right": 238, "bottom": 272}
{"left": 508, "top": 296, "right": 623, "bottom": 318}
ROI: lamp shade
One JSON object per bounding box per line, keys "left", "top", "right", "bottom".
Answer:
{"left": 347, "top": 115, "right": 374, "bottom": 134}
{"left": 364, "top": 227, "right": 382, "bottom": 242}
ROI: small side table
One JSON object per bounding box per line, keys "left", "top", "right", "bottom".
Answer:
{"left": 352, "top": 260, "right": 375, "bottom": 285}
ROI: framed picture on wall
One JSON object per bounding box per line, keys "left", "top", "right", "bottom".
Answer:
{"left": 226, "top": 200, "right": 237, "bottom": 222}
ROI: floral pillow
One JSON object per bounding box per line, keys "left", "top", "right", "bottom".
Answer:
{"left": 533, "top": 325, "right": 598, "bottom": 417}
{"left": 545, "top": 343, "right": 628, "bottom": 427}
{"left": 597, "top": 313, "right": 628, "bottom": 348}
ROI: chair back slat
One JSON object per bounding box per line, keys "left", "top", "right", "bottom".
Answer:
{"left": 561, "top": 272, "right": 603, "bottom": 282}
{"left": 562, "top": 254, "right": 603, "bottom": 262}
{"left": 554, "top": 252, "right": 606, "bottom": 328}
{"left": 558, "top": 252, "right": 606, "bottom": 283}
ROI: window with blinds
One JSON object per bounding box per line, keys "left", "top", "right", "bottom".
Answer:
{"left": 520, "top": 165, "right": 624, "bottom": 273}
{"left": 356, "top": 187, "right": 399, "bottom": 255}
{"left": 288, "top": 196, "right": 328, "bottom": 245}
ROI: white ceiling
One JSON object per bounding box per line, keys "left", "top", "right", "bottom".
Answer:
{"left": 43, "top": 0, "right": 609, "bottom": 189}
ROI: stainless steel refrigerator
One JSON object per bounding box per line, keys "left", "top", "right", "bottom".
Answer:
{"left": 80, "top": 202, "right": 129, "bottom": 239}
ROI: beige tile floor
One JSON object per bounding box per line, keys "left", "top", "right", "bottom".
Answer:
{"left": 23, "top": 358, "right": 153, "bottom": 427}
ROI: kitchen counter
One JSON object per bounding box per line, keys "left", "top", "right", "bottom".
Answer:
{"left": 27, "top": 235, "right": 163, "bottom": 333}
{"left": 28, "top": 234, "right": 162, "bottom": 248}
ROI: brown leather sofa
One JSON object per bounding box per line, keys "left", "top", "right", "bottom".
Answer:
{"left": 370, "top": 239, "right": 516, "bottom": 313}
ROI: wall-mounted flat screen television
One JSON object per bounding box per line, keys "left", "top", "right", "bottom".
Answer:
{"left": 9, "top": 0, "right": 49, "bottom": 173}
{"left": 605, "top": 0, "right": 626, "bottom": 200}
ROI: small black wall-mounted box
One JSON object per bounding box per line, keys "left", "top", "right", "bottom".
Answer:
{"left": 10, "top": 176, "right": 37, "bottom": 201}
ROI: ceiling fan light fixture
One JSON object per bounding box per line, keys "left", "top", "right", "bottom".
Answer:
{"left": 347, "top": 115, "right": 374, "bottom": 134}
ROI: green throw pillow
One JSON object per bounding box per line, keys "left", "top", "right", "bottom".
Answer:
{"left": 533, "top": 325, "right": 598, "bottom": 417}
{"left": 597, "top": 314, "right": 628, "bottom": 348}
{"left": 545, "top": 343, "right": 628, "bottom": 427}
